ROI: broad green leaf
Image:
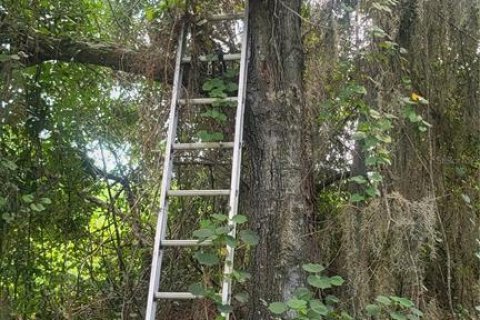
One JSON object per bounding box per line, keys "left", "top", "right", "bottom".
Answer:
{"left": 231, "top": 215, "right": 248, "bottom": 224}
{"left": 232, "top": 270, "right": 251, "bottom": 283}
{"left": 350, "top": 193, "right": 365, "bottom": 202}
{"left": 352, "top": 131, "right": 367, "bottom": 140}
{"left": 193, "top": 228, "right": 215, "bottom": 239}
{"left": 225, "top": 82, "right": 238, "bottom": 92}
{"left": 22, "top": 194, "right": 34, "bottom": 203}
{"left": 329, "top": 275, "right": 345, "bottom": 286}
{"left": 0, "top": 197, "right": 7, "bottom": 208}
{"left": 2, "top": 160, "right": 18, "bottom": 170}
{"left": 310, "top": 300, "right": 329, "bottom": 315}
{"left": 225, "top": 235, "right": 237, "bottom": 248}
{"left": 30, "top": 203, "right": 46, "bottom": 212}
{"left": 411, "top": 308, "right": 423, "bottom": 317}
{"left": 366, "top": 304, "right": 381, "bottom": 316}
{"left": 369, "top": 109, "right": 381, "bottom": 119}
{"left": 307, "top": 275, "right": 331, "bottom": 289}
{"left": 293, "top": 287, "right": 312, "bottom": 300}
{"left": 212, "top": 214, "right": 228, "bottom": 221}
{"left": 268, "top": 302, "right": 288, "bottom": 315}
{"left": 376, "top": 295, "right": 392, "bottom": 306}
{"left": 461, "top": 194, "right": 471, "bottom": 204}
{"left": 215, "top": 226, "right": 230, "bottom": 235}
{"left": 350, "top": 175, "right": 368, "bottom": 184}
{"left": 188, "top": 283, "right": 206, "bottom": 297}
{"left": 325, "top": 295, "right": 340, "bottom": 304}
{"left": 287, "top": 298, "right": 307, "bottom": 310}
{"left": 390, "top": 311, "right": 407, "bottom": 320}
{"left": 239, "top": 230, "right": 259, "bottom": 246}
{"left": 365, "top": 187, "right": 380, "bottom": 197}
{"left": 194, "top": 251, "right": 219, "bottom": 266}
{"left": 302, "top": 263, "right": 325, "bottom": 273}
{"left": 390, "top": 296, "right": 414, "bottom": 308}
{"left": 369, "top": 171, "right": 383, "bottom": 183}
{"left": 40, "top": 198, "right": 52, "bottom": 204}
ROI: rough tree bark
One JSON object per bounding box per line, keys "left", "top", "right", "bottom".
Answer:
{"left": 1, "top": 27, "right": 168, "bottom": 81}
{"left": 245, "top": 1, "right": 313, "bottom": 318}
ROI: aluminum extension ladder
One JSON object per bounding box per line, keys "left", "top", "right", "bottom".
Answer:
{"left": 145, "top": 7, "right": 249, "bottom": 320}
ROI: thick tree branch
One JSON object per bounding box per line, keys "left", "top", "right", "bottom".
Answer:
{"left": 2, "top": 27, "right": 169, "bottom": 81}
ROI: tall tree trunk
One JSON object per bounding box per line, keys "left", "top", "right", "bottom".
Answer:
{"left": 245, "top": 0, "right": 313, "bottom": 318}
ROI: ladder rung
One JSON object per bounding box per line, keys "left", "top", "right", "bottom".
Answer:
{"left": 161, "top": 239, "right": 213, "bottom": 247}
{"left": 205, "top": 12, "right": 244, "bottom": 21}
{"left": 178, "top": 97, "right": 238, "bottom": 105}
{"left": 182, "top": 53, "right": 241, "bottom": 63}
{"left": 173, "top": 142, "right": 234, "bottom": 150}
{"left": 168, "top": 189, "right": 230, "bottom": 197}
{"left": 155, "top": 292, "right": 201, "bottom": 300}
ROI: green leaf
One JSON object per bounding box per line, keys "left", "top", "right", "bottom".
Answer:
{"left": 145, "top": 7, "right": 156, "bottom": 21}
{"left": 310, "top": 300, "right": 329, "bottom": 315}
{"left": 307, "top": 275, "right": 331, "bottom": 289}
{"left": 231, "top": 215, "right": 248, "bottom": 224}
{"left": 2, "top": 160, "right": 18, "bottom": 170}
{"left": 411, "top": 308, "right": 423, "bottom": 317}
{"left": 293, "top": 287, "right": 312, "bottom": 300}
{"left": 365, "top": 187, "right": 380, "bottom": 198}
{"left": 390, "top": 296, "right": 414, "bottom": 308}
{"left": 329, "top": 275, "right": 345, "bottom": 286}
{"left": 239, "top": 230, "right": 259, "bottom": 246}
{"left": 188, "top": 283, "right": 206, "bottom": 297}
{"left": 325, "top": 295, "right": 340, "bottom": 304}
{"left": 390, "top": 311, "right": 407, "bottom": 320}
{"left": 0, "top": 197, "right": 7, "bottom": 208}
{"left": 350, "top": 193, "right": 365, "bottom": 202}
{"left": 197, "top": 130, "right": 224, "bottom": 142}
{"left": 193, "top": 228, "right": 215, "bottom": 240}
{"left": 369, "top": 171, "right": 383, "bottom": 183}
{"left": 21, "top": 194, "right": 34, "bottom": 203}
{"left": 352, "top": 131, "right": 367, "bottom": 140}
{"left": 351, "top": 85, "right": 367, "bottom": 95}
{"left": 268, "top": 302, "right": 288, "bottom": 315}
{"left": 210, "top": 88, "right": 228, "bottom": 99}
{"left": 302, "top": 263, "right": 325, "bottom": 273}
{"left": 212, "top": 214, "right": 228, "bottom": 221}
{"left": 215, "top": 226, "right": 230, "bottom": 236}
{"left": 225, "top": 235, "right": 237, "bottom": 248}
{"left": 376, "top": 295, "right": 392, "bottom": 306}
{"left": 350, "top": 175, "right": 368, "bottom": 184}
{"left": 461, "top": 194, "right": 471, "bottom": 204}
{"left": 200, "top": 109, "right": 227, "bottom": 122}
{"left": 287, "top": 298, "right": 307, "bottom": 310}
{"left": 340, "top": 311, "right": 354, "bottom": 320}
{"left": 30, "top": 203, "right": 46, "bottom": 212}
{"left": 225, "top": 82, "right": 238, "bottom": 92}
{"left": 232, "top": 270, "right": 251, "bottom": 283}
{"left": 40, "top": 198, "right": 52, "bottom": 204}
{"left": 369, "top": 109, "right": 381, "bottom": 119}
{"left": 366, "top": 304, "right": 381, "bottom": 316}
{"left": 194, "top": 251, "right": 219, "bottom": 266}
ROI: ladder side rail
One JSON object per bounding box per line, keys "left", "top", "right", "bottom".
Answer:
{"left": 221, "top": 4, "right": 250, "bottom": 318}
{"left": 145, "top": 24, "right": 186, "bottom": 320}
